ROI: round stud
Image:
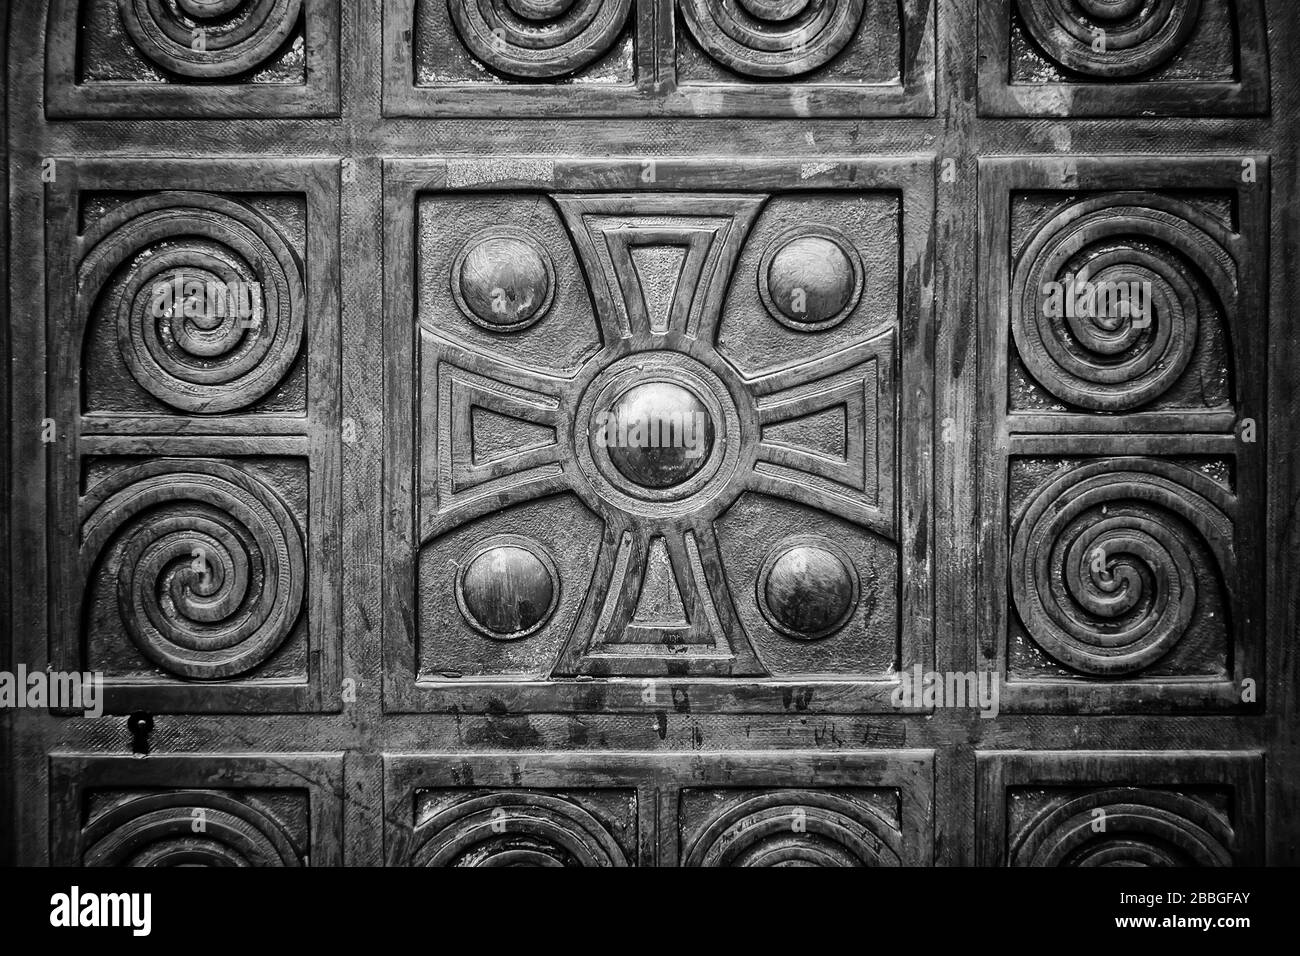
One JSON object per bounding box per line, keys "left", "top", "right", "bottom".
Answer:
{"left": 759, "top": 227, "right": 863, "bottom": 332}
{"left": 453, "top": 229, "right": 555, "bottom": 332}
{"left": 602, "top": 381, "right": 716, "bottom": 490}
{"left": 757, "top": 536, "right": 859, "bottom": 640}
{"left": 456, "top": 536, "right": 560, "bottom": 640}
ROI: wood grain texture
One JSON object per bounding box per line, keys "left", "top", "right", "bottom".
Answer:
{"left": 3, "top": 0, "right": 1297, "bottom": 866}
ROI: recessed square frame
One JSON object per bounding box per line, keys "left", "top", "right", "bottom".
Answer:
{"left": 381, "top": 155, "right": 935, "bottom": 715}
{"left": 43, "top": 157, "right": 343, "bottom": 714}
{"left": 48, "top": 752, "right": 346, "bottom": 865}
{"left": 382, "top": 0, "right": 935, "bottom": 118}
{"left": 976, "top": 155, "right": 1268, "bottom": 714}
{"left": 44, "top": 0, "right": 341, "bottom": 119}
{"left": 384, "top": 749, "right": 935, "bottom": 866}
{"left": 977, "top": 0, "right": 1269, "bottom": 117}
{"left": 975, "top": 749, "right": 1264, "bottom": 866}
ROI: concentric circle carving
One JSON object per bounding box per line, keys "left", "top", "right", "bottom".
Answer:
{"left": 577, "top": 351, "right": 743, "bottom": 518}
{"left": 757, "top": 535, "right": 859, "bottom": 640}
{"left": 679, "top": 0, "right": 866, "bottom": 78}
{"left": 1017, "top": 0, "right": 1202, "bottom": 78}
{"left": 81, "top": 460, "right": 306, "bottom": 681}
{"left": 1010, "top": 788, "right": 1233, "bottom": 867}
{"left": 83, "top": 791, "right": 301, "bottom": 867}
{"left": 452, "top": 228, "right": 555, "bottom": 332}
{"left": 449, "top": 0, "right": 633, "bottom": 79}
{"left": 118, "top": 0, "right": 302, "bottom": 78}
{"left": 1011, "top": 458, "right": 1233, "bottom": 677}
{"left": 683, "top": 790, "right": 900, "bottom": 867}
{"left": 81, "top": 191, "right": 305, "bottom": 414}
{"left": 1011, "top": 193, "right": 1233, "bottom": 412}
{"left": 413, "top": 792, "right": 628, "bottom": 866}
{"left": 455, "top": 535, "right": 560, "bottom": 640}
{"left": 758, "top": 226, "right": 863, "bottom": 332}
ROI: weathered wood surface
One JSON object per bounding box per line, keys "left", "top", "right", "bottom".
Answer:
{"left": 1, "top": 0, "right": 1297, "bottom": 866}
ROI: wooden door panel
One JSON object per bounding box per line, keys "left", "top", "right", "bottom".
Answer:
{"left": 49, "top": 753, "right": 345, "bottom": 866}
{"left": 384, "top": 750, "right": 934, "bottom": 866}
{"left": 43, "top": 158, "right": 343, "bottom": 713}
{"left": 976, "top": 751, "right": 1264, "bottom": 866}
{"left": 977, "top": 156, "right": 1267, "bottom": 713}
{"left": 383, "top": 157, "right": 933, "bottom": 713}
{"left": 978, "top": 0, "right": 1269, "bottom": 117}
{"left": 383, "top": 0, "right": 936, "bottom": 117}
{"left": 45, "top": 0, "right": 342, "bottom": 118}
{"left": 5, "top": 0, "right": 1296, "bottom": 868}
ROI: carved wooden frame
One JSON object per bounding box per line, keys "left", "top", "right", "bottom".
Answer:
{"left": 384, "top": 749, "right": 935, "bottom": 866}
{"left": 382, "top": 0, "right": 935, "bottom": 118}
{"left": 44, "top": 0, "right": 342, "bottom": 119}
{"left": 48, "top": 752, "right": 345, "bottom": 865}
{"left": 977, "top": 155, "right": 1268, "bottom": 714}
{"left": 978, "top": 0, "right": 1270, "bottom": 117}
{"left": 382, "top": 155, "right": 935, "bottom": 715}
{"left": 975, "top": 750, "right": 1264, "bottom": 866}
{"left": 44, "top": 157, "right": 343, "bottom": 714}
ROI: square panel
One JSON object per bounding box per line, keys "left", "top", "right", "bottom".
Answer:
{"left": 383, "top": 156, "right": 934, "bottom": 714}
{"left": 978, "top": 0, "right": 1269, "bottom": 117}
{"left": 384, "top": 750, "right": 934, "bottom": 866}
{"left": 976, "top": 751, "right": 1263, "bottom": 866}
{"left": 45, "top": 0, "right": 341, "bottom": 118}
{"left": 48, "top": 753, "right": 345, "bottom": 866}
{"left": 383, "top": 0, "right": 934, "bottom": 117}
{"left": 44, "top": 158, "right": 342, "bottom": 713}
{"left": 978, "top": 156, "right": 1267, "bottom": 713}
{"left": 666, "top": 0, "right": 936, "bottom": 117}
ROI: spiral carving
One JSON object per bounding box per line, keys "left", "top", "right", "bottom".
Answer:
{"left": 1011, "top": 788, "right": 1233, "bottom": 867}
{"left": 79, "top": 191, "right": 305, "bottom": 414}
{"left": 84, "top": 791, "right": 302, "bottom": 866}
{"left": 683, "top": 790, "right": 900, "bottom": 866}
{"left": 81, "top": 460, "right": 306, "bottom": 681}
{"left": 679, "top": 0, "right": 866, "bottom": 78}
{"left": 1017, "top": 0, "right": 1202, "bottom": 78}
{"left": 1011, "top": 193, "right": 1234, "bottom": 412}
{"left": 449, "top": 0, "right": 633, "bottom": 79}
{"left": 1011, "top": 458, "right": 1233, "bottom": 677}
{"left": 118, "top": 0, "right": 302, "bottom": 78}
{"left": 413, "top": 793, "right": 629, "bottom": 866}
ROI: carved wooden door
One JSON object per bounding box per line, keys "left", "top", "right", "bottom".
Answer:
{"left": 4, "top": 0, "right": 1295, "bottom": 867}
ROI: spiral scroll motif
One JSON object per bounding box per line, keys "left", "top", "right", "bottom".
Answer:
{"left": 1017, "top": 0, "right": 1203, "bottom": 78}
{"left": 80, "top": 191, "right": 305, "bottom": 414}
{"left": 683, "top": 790, "right": 901, "bottom": 866}
{"left": 449, "top": 0, "right": 634, "bottom": 79}
{"left": 1011, "top": 458, "right": 1234, "bottom": 677}
{"left": 413, "top": 793, "right": 629, "bottom": 866}
{"left": 1010, "top": 788, "right": 1234, "bottom": 867}
{"left": 679, "top": 0, "right": 866, "bottom": 78}
{"left": 81, "top": 460, "right": 306, "bottom": 681}
{"left": 118, "top": 0, "right": 302, "bottom": 78}
{"left": 84, "top": 791, "right": 302, "bottom": 866}
{"left": 1011, "top": 193, "right": 1234, "bottom": 412}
